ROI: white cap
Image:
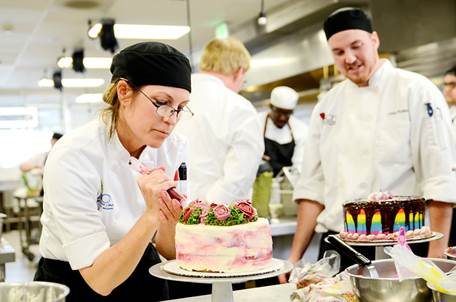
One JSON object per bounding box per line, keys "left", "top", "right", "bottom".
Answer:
{"left": 270, "top": 86, "right": 299, "bottom": 110}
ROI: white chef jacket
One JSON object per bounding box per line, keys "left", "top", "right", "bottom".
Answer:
{"left": 449, "top": 105, "right": 456, "bottom": 129}
{"left": 258, "top": 111, "right": 307, "bottom": 172}
{"left": 39, "top": 119, "right": 187, "bottom": 270}
{"left": 174, "top": 73, "right": 264, "bottom": 203}
{"left": 293, "top": 60, "right": 456, "bottom": 233}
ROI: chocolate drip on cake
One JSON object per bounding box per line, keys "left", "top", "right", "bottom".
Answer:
{"left": 343, "top": 196, "right": 425, "bottom": 234}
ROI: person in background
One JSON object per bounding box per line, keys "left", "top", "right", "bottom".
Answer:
{"left": 443, "top": 65, "right": 456, "bottom": 128}
{"left": 280, "top": 8, "right": 456, "bottom": 282}
{"left": 34, "top": 42, "right": 193, "bottom": 301}
{"left": 175, "top": 37, "right": 264, "bottom": 203}
{"left": 443, "top": 64, "right": 456, "bottom": 248}
{"left": 19, "top": 132, "right": 63, "bottom": 173}
{"left": 258, "top": 86, "right": 307, "bottom": 176}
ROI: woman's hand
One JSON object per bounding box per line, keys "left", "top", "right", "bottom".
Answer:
{"left": 137, "top": 167, "right": 176, "bottom": 219}
{"left": 159, "top": 191, "right": 183, "bottom": 225}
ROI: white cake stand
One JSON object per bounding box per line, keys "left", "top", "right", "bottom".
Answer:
{"left": 325, "top": 232, "right": 443, "bottom": 259}
{"left": 149, "top": 258, "right": 293, "bottom": 302}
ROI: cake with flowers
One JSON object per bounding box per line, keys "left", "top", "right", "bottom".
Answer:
{"left": 175, "top": 200, "right": 273, "bottom": 273}
{"left": 340, "top": 192, "right": 431, "bottom": 242}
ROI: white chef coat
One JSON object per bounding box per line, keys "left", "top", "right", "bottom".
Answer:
{"left": 293, "top": 59, "right": 456, "bottom": 233}
{"left": 174, "top": 73, "right": 264, "bottom": 203}
{"left": 449, "top": 105, "right": 456, "bottom": 129}
{"left": 258, "top": 111, "right": 307, "bottom": 172}
{"left": 39, "top": 119, "right": 187, "bottom": 270}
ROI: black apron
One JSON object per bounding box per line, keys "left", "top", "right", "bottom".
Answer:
{"left": 263, "top": 114, "right": 296, "bottom": 177}
{"left": 34, "top": 244, "right": 168, "bottom": 302}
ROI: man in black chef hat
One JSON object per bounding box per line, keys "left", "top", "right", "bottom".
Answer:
{"left": 281, "top": 7, "right": 456, "bottom": 281}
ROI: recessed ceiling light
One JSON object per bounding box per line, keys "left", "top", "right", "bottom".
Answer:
{"left": 75, "top": 93, "right": 103, "bottom": 103}
{"left": 38, "top": 78, "right": 105, "bottom": 88}
{"left": 58, "top": 57, "right": 112, "bottom": 69}
{"left": 88, "top": 23, "right": 190, "bottom": 40}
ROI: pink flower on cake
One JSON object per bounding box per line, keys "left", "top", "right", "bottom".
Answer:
{"left": 182, "top": 207, "right": 193, "bottom": 222}
{"left": 209, "top": 202, "right": 218, "bottom": 209}
{"left": 188, "top": 200, "right": 203, "bottom": 208}
{"left": 368, "top": 191, "right": 393, "bottom": 202}
{"left": 234, "top": 200, "right": 256, "bottom": 220}
{"left": 213, "top": 204, "right": 230, "bottom": 221}
{"left": 200, "top": 207, "right": 209, "bottom": 223}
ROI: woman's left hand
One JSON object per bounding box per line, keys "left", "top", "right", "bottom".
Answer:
{"left": 159, "top": 191, "right": 182, "bottom": 226}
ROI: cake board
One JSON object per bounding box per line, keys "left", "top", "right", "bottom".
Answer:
{"left": 324, "top": 232, "right": 443, "bottom": 259}
{"left": 149, "top": 258, "right": 293, "bottom": 302}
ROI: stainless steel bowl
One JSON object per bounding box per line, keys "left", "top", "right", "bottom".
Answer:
{"left": 427, "top": 282, "right": 456, "bottom": 302}
{"left": 0, "top": 282, "right": 69, "bottom": 302}
{"left": 346, "top": 258, "right": 456, "bottom": 302}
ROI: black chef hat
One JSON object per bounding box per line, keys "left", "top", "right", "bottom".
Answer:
{"left": 323, "top": 8, "right": 373, "bottom": 40}
{"left": 110, "top": 42, "right": 191, "bottom": 92}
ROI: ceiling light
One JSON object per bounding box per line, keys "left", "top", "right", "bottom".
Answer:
{"left": 75, "top": 93, "right": 103, "bottom": 103}
{"left": 257, "top": 0, "right": 267, "bottom": 26}
{"left": 88, "top": 23, "right": 190, "bottom": 40}
{"left": 38, "top": 78, "right": 105, "bottom": 88}
{"left": 58, "top": 57, "right": 112, "bottom": 69}
{"left": 0, "top": 107, "right": 38, "bottom": 129}
{"left": 257, "top": 12, "right": 267, "bottom": 26}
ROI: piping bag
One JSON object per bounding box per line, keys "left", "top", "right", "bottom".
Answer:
{"left": 385, "top": 227, "right": 456, "bottom": 294}
{"left": 129, "top": 158, "right": 186, "bottom": 206}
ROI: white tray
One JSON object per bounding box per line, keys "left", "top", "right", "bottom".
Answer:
{"left": 162, "top": 258, "right": 284, "bottom": 278}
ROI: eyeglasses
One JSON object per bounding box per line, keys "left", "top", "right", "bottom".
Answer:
{"left": 137, "top": 89, "right": 194, "bottom": 121}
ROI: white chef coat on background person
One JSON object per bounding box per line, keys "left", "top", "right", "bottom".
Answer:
{"left": 39, "top": 119, "right": 187, "bottom": 270}
{"left": 258, "top": 111, "right": 307, "bottom": 173}
{"left": 174, "top": 73, "right": 264, "bottom": 203}
{"left": 293, "top": 59, "right": 456, "bottom": 233}
{"left": 450, "top": 106, "right": 456, "bottom": 129}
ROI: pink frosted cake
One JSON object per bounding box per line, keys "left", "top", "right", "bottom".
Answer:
{"left": 340, "top": 192, "right": 431, "bottom": 242}
{"left": 175, "top": 200, "right": 273, "bottom": 273}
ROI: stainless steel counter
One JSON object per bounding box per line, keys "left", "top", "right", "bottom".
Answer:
{"left": 163, "top": 283, "right": 296, "bottom": 302}
{"left": 269, "top": 217, "right": 297, "bottom": 237}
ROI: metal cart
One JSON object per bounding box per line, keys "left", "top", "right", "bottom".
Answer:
{"left": 13, "top": 192, "right": 42, "bottom": 261}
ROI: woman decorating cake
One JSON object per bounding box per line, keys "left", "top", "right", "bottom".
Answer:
{"left": 34, "top": 42, "right": 193, "bottom": 301}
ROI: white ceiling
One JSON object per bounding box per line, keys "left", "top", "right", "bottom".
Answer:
{"left": 0, "top": 0, "right": 293, "bottom": 106}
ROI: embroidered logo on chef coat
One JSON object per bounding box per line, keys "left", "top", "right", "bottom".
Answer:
{"left": 96, "top": 180, "right": 114, "bottom": 210}
{"left": 319, "top": 112, "right": 336, "bottom": 125}
{"left": 425, "top": 103, "right": 434, "bottom": 117}
{"left": 97, "top": 193, "right": 114, "bottom": 210}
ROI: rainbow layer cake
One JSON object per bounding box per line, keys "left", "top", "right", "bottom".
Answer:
{"left": 340, "top": 192, "right": 431, "bottom": 242}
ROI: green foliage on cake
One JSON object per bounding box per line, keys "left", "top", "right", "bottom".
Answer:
{"left": 179, "top": 200, "right": 258, "bottom": 226}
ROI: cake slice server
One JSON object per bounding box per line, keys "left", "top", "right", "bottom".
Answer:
{"left": 327, "top": 234, "right": 379, "bottom": 278}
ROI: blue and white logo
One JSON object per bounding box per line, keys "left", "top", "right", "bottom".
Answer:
{"left": 97, "top": 193, "right": 114, "bottom": 210}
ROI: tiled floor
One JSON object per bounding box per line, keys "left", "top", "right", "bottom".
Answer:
{"left": 3, "top": 230, "right": 40, "bottom": 282}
